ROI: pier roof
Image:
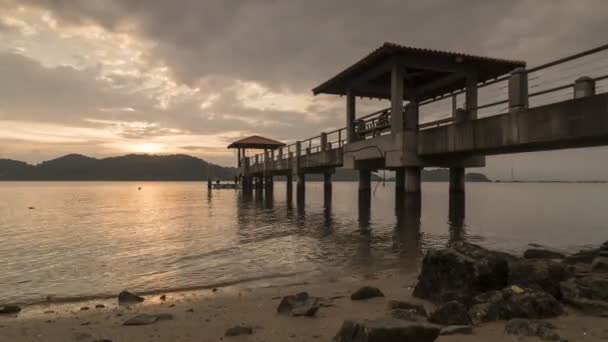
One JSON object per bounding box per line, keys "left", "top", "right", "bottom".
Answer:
{"left": 312, "top": 42, "right": 525, "bottom": 101}
{"left": 227, "top": 135, "right": 285, "bottom": 150}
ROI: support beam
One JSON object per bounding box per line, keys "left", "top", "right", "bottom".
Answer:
{"left": 404, "top": 167, "right": 421, "bottom": 193}
{"left": 390, "top": 61, "right": 404, "bottom": 134}
{"left": 347, "top": 91, "right": 357, "bottom": 143}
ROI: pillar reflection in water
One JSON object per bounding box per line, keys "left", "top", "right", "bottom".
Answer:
{"left": 358, "top": 192, "right": 371, "bottom": 231}
{"left": 393, "top": 192, "right": 422, "bottom": 259}
{"left": 448, "top": 191, "right": 466, "bottom": 244}
{"left": 263, "top": 186, "right": 274, "bottom": 209}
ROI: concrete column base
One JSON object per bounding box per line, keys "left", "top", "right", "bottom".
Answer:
{"left": 286, "top": 173, "right": 293, "bottom": 201}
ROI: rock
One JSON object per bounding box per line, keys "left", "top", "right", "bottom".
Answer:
{"left": 80, "top": 306, "right": 89, "bottom": 311}
{"left": 0, "top": 305, "right": 21, "bottom": 315}
{"left": 160, "top": 294, "right": 166, "bottom": 301}
{"left": 591, "top": 256, "right": 608, "bottom": 272}
{"left": 428, "top": 301, "right": 472, "bottom": 325}
{"left": 560, "top": 275, "right": 608, "bottom": 316}
{"left": 468, "top": 287, "right": 563, "bottom": 324}
{"left": 277, "top": 292, "right": 320, "bottom": 317}
{"left": 509, "top": 259, "right": 573, "bottom": 299}
{"left": 123, "top": 313, "right": 173, "bottom": 326}
{"left": 524, "top": 248, "right": 565, "bottom": 259}
{"left": 504, "top": 318, "right": 561, "bottom": 341}
{"left": 225, "top": 325, "right": 253, "bottom": 337}
{"left": 564, "top": 248, "right": 599, "bottom": 264}
{"left": 439, "top": 325, "right": 473, "bottom": 335}
{"left": 387, "top": 300, "right": 427, "bottom": 317}
{"left": 333, "top": 318, "right": 440, "bottom": 342}
{"left": 118, "top": 290, "right": 144, "bottom": 304}
{"left": 390, "top": 309, "right": 423, "bottom": 322}
{"left": 413, "top": 242, "right": 512, "bottom": 304}
{"left": 350, "top": 286, "right": 384, "bottom": 300}
{"left": 95, "top": 304, "right": 105, "bottom": 309}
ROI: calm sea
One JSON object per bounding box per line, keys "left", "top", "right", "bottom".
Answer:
{"left": 0, "top": 181, "right": 606, "bottom": 305}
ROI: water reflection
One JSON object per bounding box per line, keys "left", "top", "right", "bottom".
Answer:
{"left": 448, "top": 192, "right": 466, "bottom": 244}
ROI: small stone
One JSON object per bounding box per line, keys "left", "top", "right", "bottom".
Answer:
{"left": 118, "top": 290, "right": 144, "bottom": 304}
{"left": 428, "top": 301, "right": 472, "bottom": 325}
{"left": 186, "top": 308, "right": 194, "bottom": 312}
{"left": 350, "top": 286, "right": 384, "bottom": 300}
{"left": 277, "top": 292, "right": 320, "bottom": 317}
{"left": 333, "top": 319, "right": 440, "bottom": 342}
{"left": 95, "top": 304, "right": 105, "bottom": 309}
{"left": 511, "top": 285, "right": 525, "bottom": 294}
{"left": 123, "top": 313, "right": 173, "bottom": 326}
{"left": 160, "top": 294, "right": 166, "bottom": 301}
{"left": 224, "top": 325, "right": 253, "bottom": 337}
{"left": 80, "top": 306, "right": 90, "bottom": 311}
{"left": 440, "top": 325, "right": 473, "bottom": 335}
{"left": 0, "top": 305, "right": 21, "bottom": 315}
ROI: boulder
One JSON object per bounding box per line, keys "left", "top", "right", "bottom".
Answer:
{"left": 468, "top": 287, "right": 563, "bottom": 324}
{"left": 439, "top": 325, "right": 473, "bottom": 336}
{"left": 563, "top": 248, "right": 599, "bottom": 264}
{"left": 118, "top": 290, "right": 144, "bottom": 304}
{"left": 350, "top": 286, "right": 384, "bottom": 300}
{"left": 524, "top": 248, "right": 565, "bottom": 259}
{"left": 387, "top": 300, "right": 427, "bottom": 317}
{"left": 591, "top": 256, "right": 608, "bottom": 272}
{"left": 333, "top": 319, "right": 440, "bottom": 342}
{"left": 225, "top": 325, "right": 253, "bottom": 336}
{"left": 413, "top": 242, "right": 511, "bottom": 304}
{"left": 504, "top": 319, "right": 561, "bottom": 341}
{"left": 277, "top": 292, "right": 320, "bottom": 317}
{"left": 560, "top": 275, "right": 608, "bottom": 316}
{"left": 428, "top": 301, "right": 472, "bottom": 325}
{"left": 0, "top": 305, "right": 21, "bottom": 315}
{"left": 508, "top": 259, "right": 573, "bottom": 299}
{"left": 123, "top": 313, "right": 173, "bottom": 326}
{"left": 390, "top": 309, "right": 423, "bottom": 322}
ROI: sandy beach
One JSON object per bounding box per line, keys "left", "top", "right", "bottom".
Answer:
{"left": 2, "top": 268, "right": 607, "bottom": 342}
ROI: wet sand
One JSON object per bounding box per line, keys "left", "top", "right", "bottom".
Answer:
{"left": 1, "top": 269, "right": 607, "bottom": 341}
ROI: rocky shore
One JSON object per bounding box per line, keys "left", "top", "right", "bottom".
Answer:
{"left": 2, "top": 241, "right": 608, "bottom": 341}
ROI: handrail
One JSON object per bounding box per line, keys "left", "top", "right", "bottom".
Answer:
{"left": 528, "top": 43, "right": 608, "bottom": 73}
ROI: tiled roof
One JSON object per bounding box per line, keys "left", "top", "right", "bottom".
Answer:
{"left": 227, "top": 135, "right": 285, "bottom": 149}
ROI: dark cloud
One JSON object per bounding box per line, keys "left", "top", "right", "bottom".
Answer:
{"left": 18, "top": 0, "right": 608, "bottom": 92}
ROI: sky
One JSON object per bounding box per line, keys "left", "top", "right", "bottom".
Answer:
{"left": 0, "top": 0, "right": 608, "bottom": 180}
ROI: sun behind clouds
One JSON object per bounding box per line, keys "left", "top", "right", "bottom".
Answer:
{"left": 130, "top": 142, "right": 166, "bottom": 154}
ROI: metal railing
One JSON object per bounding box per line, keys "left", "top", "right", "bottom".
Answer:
{"left": 245, "top": 43, "right": 608, "bottom": 166}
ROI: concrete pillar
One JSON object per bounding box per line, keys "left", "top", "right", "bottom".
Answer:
{"left": 449, "top": 167, "right": 465, "bottom": 193}
{"left": 237, "top": 148, "right": 241, "bottom": 167}
{"left": 390, "top": 61, "right": 404, "bottom": 134}
{"left": 323, "top": 171, "right": 332, "bottom": 208}
{"left": 296, "top": 172, "right": 305, "bottom": 204}
{"left": 396, "top": 168, "right": 405, "bottom": 190}
{"left": 358, "top": 169, "right": 372, "bottom": 212}
{"left": 574, "top": 76, "right": 596, "bottom": 99}
{"left": 286, "top": 172, "right": 293, "bottom": 201}
{"left": 404, "top": 167, "right": 421, "bottom": 193}
{"left": 320, "top": 132, "right": 328, "bottom": 151}
{"left": 346, "top": 91, "right": 356, "bottom": 143}
{"left": 508, "top": 67, "right": 528, "bottom": 113}
{"left": 453, "top": 108, "right": 468, "bottom": 124}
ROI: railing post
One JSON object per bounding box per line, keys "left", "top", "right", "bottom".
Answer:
{"left": 295, "top": 141, "right": 301, "bottom": 171}
{"left": 255, "top": 154, "right": 259, "bottom": 165}
{"left": 338, "top": 129, "right": 342, "bottom": 147}
{"left": 346, "top": 90, "right": 356, "bottom": 143}
{"left": 574, "top": 76, "right": 596, "bottom": 99}
{"left": 320, "top": 132, "right": 328, "bottom": 151}
{"left": 508, "top": 67, "right": 528, "bottom": 113}
{"left": 279, "top": 147, "right": 284, "bottom": 160}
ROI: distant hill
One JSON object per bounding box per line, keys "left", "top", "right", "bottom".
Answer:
{"left": 0, "top": 154, "right": 491, "bottom": 182}
{"left": 0, "top": 154, "right": 236, "bottom": 181}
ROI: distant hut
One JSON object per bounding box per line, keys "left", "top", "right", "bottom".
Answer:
{"left": 227, "top": 135, "right": 285, "bottom": 168}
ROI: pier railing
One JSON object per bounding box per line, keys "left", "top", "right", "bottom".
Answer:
{"left": 245, "top": 43, "right": 608, "bottom": 167}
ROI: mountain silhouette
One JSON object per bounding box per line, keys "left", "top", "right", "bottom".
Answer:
{"left": 0, "top": 154, "right": 490, "bottom": 182}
